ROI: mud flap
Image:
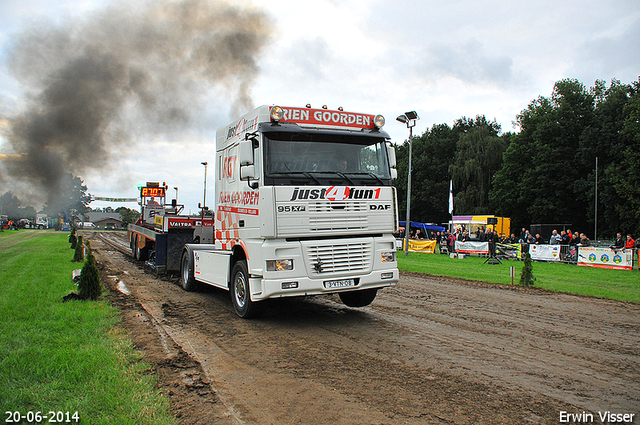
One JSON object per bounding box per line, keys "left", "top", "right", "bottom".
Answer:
{"left": 155, "top": 232, "right": 194, "bottom": 274}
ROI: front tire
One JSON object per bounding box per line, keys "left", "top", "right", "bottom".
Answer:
{"left": 339, "top": 288, "right": 378, "bottom": 307}
{"left": 230, "top": 260, "right": 265, "bottom": 319}
{"left": 180, "top": 250, "right": 197, "bottom": 291}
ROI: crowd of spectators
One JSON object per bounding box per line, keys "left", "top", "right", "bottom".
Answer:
{"left": 397, "top": 224, "right": 637, "bottom": 256}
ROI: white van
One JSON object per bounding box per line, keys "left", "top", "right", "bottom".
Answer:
{"left": 79, "top": 222, "right": 97, "bottom": 230}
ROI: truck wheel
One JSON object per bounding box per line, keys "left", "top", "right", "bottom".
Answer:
{"left": 180, "top": 251, "right": 197, "bottom": 292}
{"left": 339, "top": 288, "right": 378, "bottom": 307}
{"left": 230, "top": 260, "right": 265, "bottom": 319}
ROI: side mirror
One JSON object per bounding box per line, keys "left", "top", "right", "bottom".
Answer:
{"left": 240, "top": 165, "right": 256, "bottom": 180}
{"left": 386, "top": 143, "right": 397, "bottom": 168}
{"left": 238, "top": 140, "right": 254, "bottom": 166}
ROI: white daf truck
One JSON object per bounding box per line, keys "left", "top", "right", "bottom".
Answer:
{"left": 180, "top": 105, "right": 400, "bottom": 318}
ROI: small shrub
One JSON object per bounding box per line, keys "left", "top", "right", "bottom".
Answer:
{"left": 69, "top": 227, "right": 77, "bottom": 249}
{"left": 519, "top": 252, "right": 536, "bottom": 287}
{"left": 73, "top": 235, "right": 84, "bottom": 262}
{"left": 78, "top": 240, "right": 102, "bottom": 300}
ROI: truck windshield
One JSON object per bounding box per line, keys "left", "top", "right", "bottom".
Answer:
{"left": 263, "top": 132, "right": 393, "bottom": 186}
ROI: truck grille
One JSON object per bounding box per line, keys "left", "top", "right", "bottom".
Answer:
{"left": 308, "top": 202, "right": 366, "bottom": 213}
{"left": 307, "top": 241, "right": 372, "bottom": 274}
{"left": 308, "top": 202, "right": 367, "bottom": 232}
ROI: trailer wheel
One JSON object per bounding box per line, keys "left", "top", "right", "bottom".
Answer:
{"left": 180, "top": 250, "right": 197, "bottom": 292}
{"left": 136, "top": 237, "right": 149, "bottom": 261}
{"left": 339, "top": 288, "right": 378, "bottom": 307}
{"left": 230, "top": 260, "right": 265, "bottom": 319}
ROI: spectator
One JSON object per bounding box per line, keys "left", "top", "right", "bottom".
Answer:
{"left": 624, "top": 234, "right": 635, "bottom": 250}
{"left": 560, "top": 230, "right": 570, "bottom": 245}
{"left": 526, "top": 233, "right": 536, "bottom": 244}
{"left": 535, "top": 233, "right": 545, "bottom": 244}
{"left": 578, "top": 233, "right": 590, "bottom": 247}
{"left": 610, "top": 233, "right": 625, "bottom": 250}
{"left": 570, "top": 232, "right": 581, "bottom": 246}
{"left": 549, "top": 229, "right": 561, "bottom": 245}
{"left": 520, "top": 227, "right": 527, "bottom": 242}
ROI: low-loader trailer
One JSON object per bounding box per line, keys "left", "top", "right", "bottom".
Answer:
{"left": 128, "top": 182, "right": 214, "bottom": 274}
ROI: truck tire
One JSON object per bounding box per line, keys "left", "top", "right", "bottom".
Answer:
{"left": 230, "top": 260, "right": 265, "bottom": 319}
{"left": 180, "top": 250, "right": 197, "bottom": 292}
{"left": 339, "top": 288, "right": 378, "bottom": 307}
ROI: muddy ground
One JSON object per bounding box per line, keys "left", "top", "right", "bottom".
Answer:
{"left": 85, "top": 232, "right": 639, "bottom": 424}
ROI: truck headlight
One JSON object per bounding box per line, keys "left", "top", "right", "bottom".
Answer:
{"left": 381, "top": 251, "right": 396, "bottom": 263}
{"left": 267, "top": 259, "right": 294, "bottom": 271}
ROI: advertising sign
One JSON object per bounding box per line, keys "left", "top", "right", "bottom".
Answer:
{"left": 529, "top": 244, "right": 562, "bottom": 262}
{"left": 577, "top": 247, "right": 633, "bottom": 270}
{"left": 404, "top": 239, "right": 437, "bottom": 253}
{"left": 455, "top": 241, "right": 489, "bottom": 255}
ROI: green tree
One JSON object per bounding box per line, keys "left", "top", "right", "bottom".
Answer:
{"left": 69, "top": 226, "right": 77, "bottom": 249}
{"left": 44, "top": 173, "right": 91, "bottom": 223}
{"left": 489, "top": 79, "right": 596, "bottom": 231}
{"left": 605, "top": 80, "right": 640, "bottom": 236}
{"left": 394, "top": 123, "right": 457, "bottom": 226}
{"left": 519, "top": 253, "right": 535, "bottom": 287}
{"left": 449, "top": 117, "right": 506, "bottom": 214}
{"left": 0, "top": 192, "right": 37, "bottom": 221}
{"left": 78, "top": 240, "right": 102, "bottom": 301}
{"left": 73, "top": 235, "right": 84, "bottom": 262}
{"left": 116, "top": 206, "right": 141, "bottom": 229}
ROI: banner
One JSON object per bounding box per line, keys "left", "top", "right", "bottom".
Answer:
{"left": 529, "top": 244, "right": 561, "bottom": 262}
{"left": 92, "top": 196, "right": 138, "bottom": 202}
{"left": 577, "top": 247, "right": 634, "bottom": 270}
{"left": 496, "top": 243, "right": 522, "bottom": 259}
{"left": 455, "top": 240, "right": 489, "bottom": 254}
{"left": 403, "top": 239, "right": 437, "bottom": 253}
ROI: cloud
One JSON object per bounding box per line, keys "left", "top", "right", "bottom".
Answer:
{"left": 575, "top": 17, "right": 640, "bottom": 82}
{"left": 426, "top": 38, "right": 514, "bottom": 85}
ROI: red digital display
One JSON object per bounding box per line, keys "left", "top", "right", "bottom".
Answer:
{"left": 140, "top": 187, "right": 165, "bottom": 198}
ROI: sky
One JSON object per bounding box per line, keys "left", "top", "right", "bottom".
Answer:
{"left": 0, "top": 0, "right": 638, "bottom": 214}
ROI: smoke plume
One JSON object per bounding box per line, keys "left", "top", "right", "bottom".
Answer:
{"left": 0, "top": 0, "right": 271, "bottom": 207}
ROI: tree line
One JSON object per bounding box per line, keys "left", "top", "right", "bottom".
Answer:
{"left": 394, "top": 77, "right": 640, "bottom": 239}
{"left": 0, "top": 173, "right": 139, "bottom": 228}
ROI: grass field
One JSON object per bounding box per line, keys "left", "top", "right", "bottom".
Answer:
{"left": 398, "top": 250, "right": 640, "bottom": 303}
{"left": 0, "top": 230, "right": 175, "bottom": 425}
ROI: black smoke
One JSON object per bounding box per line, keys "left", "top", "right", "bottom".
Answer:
{"left": 0, "top": 0, "right": 271, "bottom": 206}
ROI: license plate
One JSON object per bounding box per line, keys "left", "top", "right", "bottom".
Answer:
{"left": 324, "top": 278, "right": 356, "bottom": 289}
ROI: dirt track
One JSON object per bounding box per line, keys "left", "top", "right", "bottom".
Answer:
{"left": 87, "top": 231, "right": 639, "bottom": 424}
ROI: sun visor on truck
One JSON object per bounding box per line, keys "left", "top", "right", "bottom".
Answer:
{"left": 259, "top": 122, "right": 390, "bottom": 142}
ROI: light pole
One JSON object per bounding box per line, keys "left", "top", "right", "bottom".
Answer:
{"left": 396, "top": 111, "right": 419, "bottom": 256}
{"left": 201, "top": 162, "right": 208, "bottom": 218}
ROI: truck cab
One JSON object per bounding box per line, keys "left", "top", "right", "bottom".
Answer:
{"left": 181, "top": 105, "right": 400, "bottom": 318}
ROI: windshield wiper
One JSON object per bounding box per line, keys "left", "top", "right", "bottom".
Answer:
{"left": 342, "top": 172, "right": 384, "bottom": 184}
{"left": 303, "top": 172, "right": 322, "bottom": 185}
{"left": 336, "top": 172, "right": 355, "bottom": 185}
